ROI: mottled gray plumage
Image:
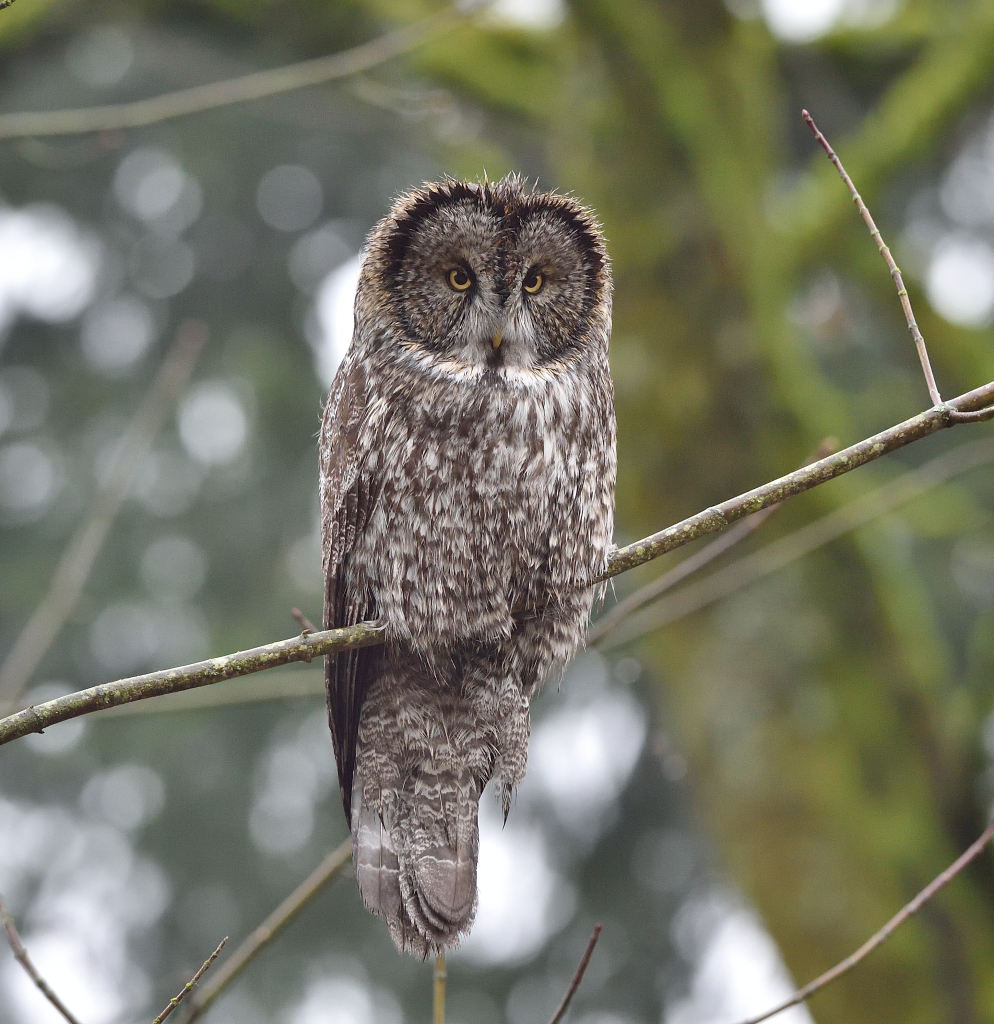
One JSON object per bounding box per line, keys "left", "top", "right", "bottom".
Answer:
{"left": 319, "top": 175, "right": 615, "bottom": 957}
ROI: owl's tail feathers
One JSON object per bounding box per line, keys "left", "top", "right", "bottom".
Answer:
{"left": 351, "top": 767, "right": 480, "bottom": 958}
{"left": 351, "top": 783, "right": 404, "bottom": 929}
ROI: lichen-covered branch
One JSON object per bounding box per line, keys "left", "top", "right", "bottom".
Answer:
{"left": 0, "top": 622, "right": 384, "bottom": 747}
{"left": 599, "top": 381, "right": 994, "bottom": 581}
{"left": 597, "top": 436, "right": 994, "bottom": 651}
{"left": 0, "top": 320, "right": 207, "bottom": 704}
{"left": 0, "top": 381, "right": 992, "bottom": 749}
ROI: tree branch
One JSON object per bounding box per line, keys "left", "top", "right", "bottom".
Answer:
{"left": 0, "top": 621, "right": 383, "bottom": 746}
{"left": 599, "top": 379, "right": 994, "bottom": 583}
{"left": 1, "top": 382, "right": 994, "bottom": 748}
{"left": 181, "top": 840, "right": 352, "bottom": 1023}
{"left": 0, "top": 6, "right": 479, "bottom": 140}
{"left": 434, "top": 952, "right": 446, "bottom": 1024}
{"left": 0, "top": 892, "right": 83, "bottom": 1024}
{"left": 586, "top": 439, "right": 836, "bottom": 646}
{"left": 803, "top": 110, "right": 942, "bottom": 406}
{"left": 0, "top": 320, "right": 207, "bottom": 705}
{"left": 735, "top": 819, "right": 994, "bottom": 1024}
{"left": 291, "top": 608, "right": 318, "bottom": 635}
{"left": 596, "top": 435, "right": 994, "bottom": 650}
{"left": 153, "top": 938, "right": 226, "bottom": 1024}
{"left": 548, "top": 923, "right": 602, "bottom": 1024}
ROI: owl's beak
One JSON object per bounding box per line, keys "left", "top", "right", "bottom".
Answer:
{"left": 491, "top": 330, "right": 502, "bottom": 350}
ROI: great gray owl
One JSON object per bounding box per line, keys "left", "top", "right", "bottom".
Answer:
{"left": 319, "top": 175, "right": 616, "bottom": 957}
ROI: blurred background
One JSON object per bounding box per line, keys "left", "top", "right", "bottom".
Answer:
{"left": 1, "top": 0, "right": 994, "bottom": 1022}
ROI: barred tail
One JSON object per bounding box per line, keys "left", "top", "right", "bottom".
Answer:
{"left": 351, "top": 766, "right": 480, "bottom": 958}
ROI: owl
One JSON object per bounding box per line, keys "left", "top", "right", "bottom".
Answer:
{"left": 319, "top": 175, "right": 616, "bottom": 958}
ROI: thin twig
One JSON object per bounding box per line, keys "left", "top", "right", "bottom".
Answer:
{"left": 735, "top": 818, "right": 994, "bottom": 1024}
{"left": 0, "top": 893, "right": 83, "bottom": 1024}
{"left": 152, "top": 938, "right": 226, "bottom": 1024}
{"left": 181, "top": 840, "right": 352, "bottom": 1023}
{"left": 434, "top": 952, "right": 446, "bottom": 1024}
{"left": 802, "top": 109, "right": 942, "bottom": 407}
{"left": 548, "top": 923, "right": 602, "bottom": 1024}
{"left": 597, "top": 435, "right": 994, "bottom": 650}
{"left": 2, "top": 382, "right": 994, "bottom": 747}
{"left": 587, "top": 439, "right": 836, "bottom": 645}
{"left": 291, "top": 608, "right": 318, "bottom": 635}
{"left": 0, "top": 6, "right": 480, "bottom": 140}
{"left": 0, "top": 320, "right": 208, "bottom": 705}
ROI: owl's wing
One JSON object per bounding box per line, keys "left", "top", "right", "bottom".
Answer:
{"left": 319, "top": 350, "right": 379, "bottom": 823}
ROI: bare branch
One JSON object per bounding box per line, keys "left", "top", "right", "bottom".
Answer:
{"left": 588, "top": 508, "right": 779, "bottom": 647}
{"left": 0, "top": 6, "right": 477, "bottom": 140}
{"left": 0, "top": 892, "right": 83, "bottom": 1024}
{"left": 152, "top": 938, "right": 226, "bottom": 1024}
{"left": 74, "top": 439, "right": 994, "bottom": 715}
{"left": 0, "top": 621, "right": 383, "bottom": 747}
{"left": 587, "top": 439, "right": 836, "bottom": 645}
{"left": 291, "top": 608, "right": 318, "bottom": 635}
{"left": 735, "top": 818, "right": 994, "bottom": 1024}
{"left": 548, "top": 923, "right": 602, "bottom": 1024}
{"left": 597, "top": 435, "right": 994, "bottom": 651}
{"left": 97, "top": 667, "right": 323, "bottom": 718}
{"left": 2, "top": 381, "right": 994, "bottom": 747}
{"left": 0, "top": 320, "right": 208, "bottom": 704}
{"left": 434, "top": 952, "right": 446, "bottom": 1024}
{"left": 181, "top": 840, "right": 352, "bottom": 1022}
{"left": 598, "top": 378, "right": 994, "bottom": 582}
{"left": 803, "top": 109, "right": 941, "bottom": 407}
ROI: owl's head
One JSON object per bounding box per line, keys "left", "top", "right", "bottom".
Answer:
{"left": 358, "top": 175, "right": 611, "bottom": 375}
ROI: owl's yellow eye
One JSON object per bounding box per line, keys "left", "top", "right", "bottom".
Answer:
{"left": 523, "top": 268, "right": 544, "bottom": 294}
{"left": 448, "top": 267, "right": 473, "bottom": 291}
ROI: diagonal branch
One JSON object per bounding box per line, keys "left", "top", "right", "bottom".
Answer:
{"left": 153, "top": 938, "right": 226, "bottom": 1024}
{"left": 63, "top": 437, "right": 994, "bottom": 717}
{"left": 0, "top": 621, "right": 383, "bottom": 746}
{"left": 0, "top": 6, "right": 478, "bottom": 140}
{"left": 0, "top": 892, "right": 83, "bottom": 1024}
{"left": 1, "top": 381, "right": 994, "bottom": 748}
{"left": 0, "top": 320, "right": 207, "bottom": 705}
{"left": 597, "top": 379, "right": 994, "bottom": 582}
{"left": 803, "top": 109, "right": 941, "bottom": 407}
{"left": 587, "top": 439, "right": 836, "bottom": 646}
{"left": 597, "top": 435, "right": 994, "bottom": 650}
{"left": 181, "top": 840, "right": 351, "bottom": 1023}
{"left": 735, "top": 818, "right": 994, "bottom": 1024}
{"left": 548, "top": 923, "right": 602, "bottom": 1024}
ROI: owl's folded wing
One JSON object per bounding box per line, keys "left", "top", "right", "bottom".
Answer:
{"left": 319, "top": 350, "right": 379, "bottom": 822}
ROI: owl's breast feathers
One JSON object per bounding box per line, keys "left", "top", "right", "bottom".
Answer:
{"left": 340, "top": 350, "right": 615, "bottom": 647}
